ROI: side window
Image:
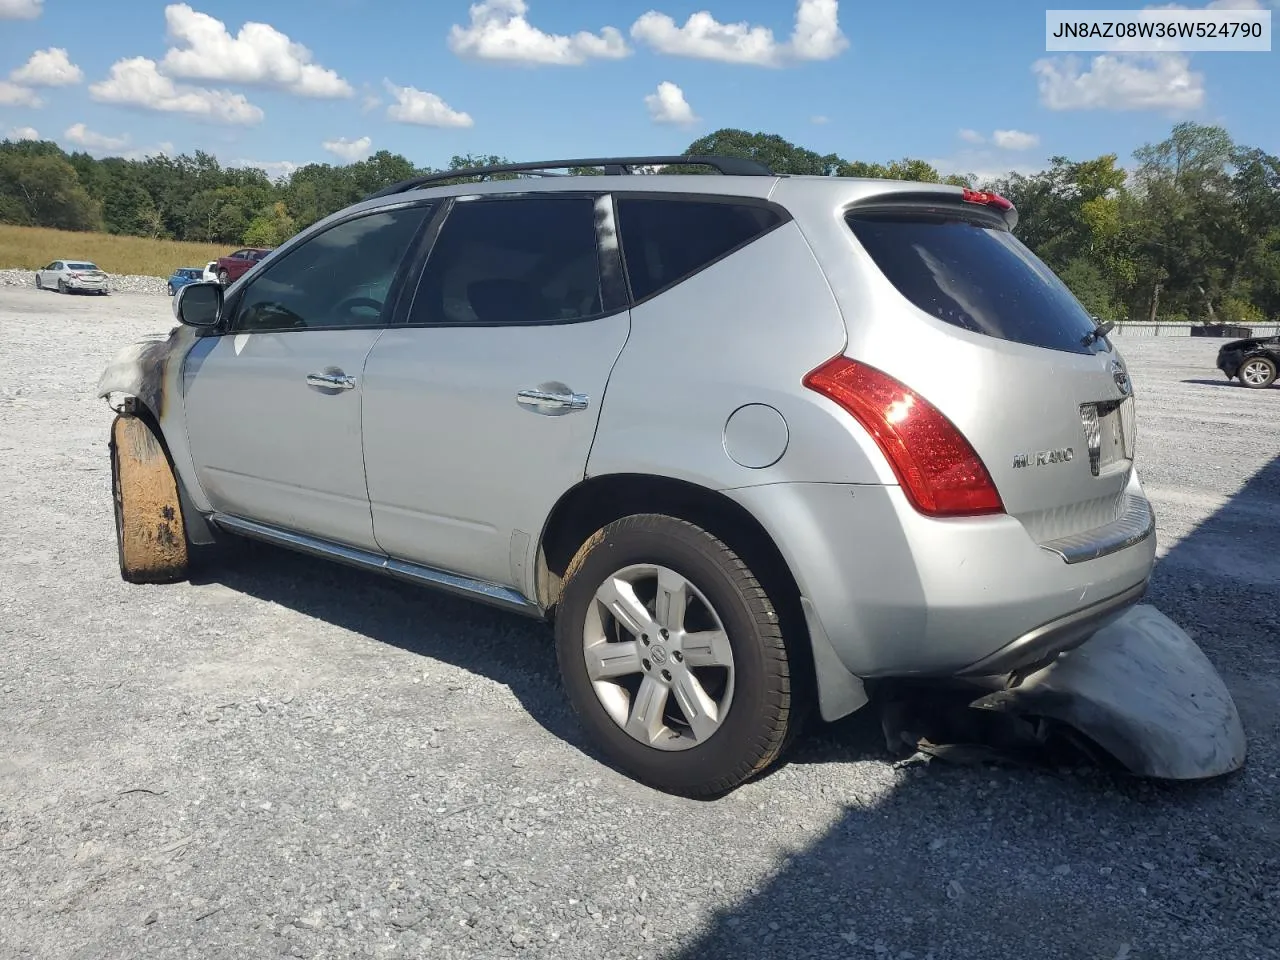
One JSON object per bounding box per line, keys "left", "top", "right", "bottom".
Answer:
{"left": 230, "top": 205, "right": 431, "bottom": 333}
{"left": 53, "top": 262, "right": 64, "bottom": 270}
{"left": 616, "top": 197, "right": 785, "bottom": 302}
{"left": 409, "top": 196, "right": 601, "bottom": 326}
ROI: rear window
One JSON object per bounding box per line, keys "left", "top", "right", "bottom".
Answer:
{"left": 617, "top": 197, "right": 785, "bottom": 302}
{"left": 846, "top": 210, "right": 1100, "bottom": 355}
{"left": 68, "top": 262, "right": 98, "bottom": 270}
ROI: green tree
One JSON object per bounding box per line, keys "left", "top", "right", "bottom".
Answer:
{"left": 0, "top": 150, "right": 101, "bottom": 230}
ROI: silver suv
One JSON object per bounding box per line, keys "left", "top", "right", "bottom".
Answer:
{"left": 99, "top": 155, "right": 1155, "bottom": 797}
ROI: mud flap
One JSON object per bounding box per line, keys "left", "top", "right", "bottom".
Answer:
{"left": 110, "top": 414, "right": 189, "bottom": 584}
{"left": 972, "top": 605, "right": 1246, "bottom": 780}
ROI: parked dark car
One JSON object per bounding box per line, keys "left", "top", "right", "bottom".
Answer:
{"left": 213, "top": 247, "right": 273, "bottom": 286}
{"left": 166, "top": 267, "right": 205, "bottom": 297}
{"left": 1217, "top": 335, "right": 1279, "bottom": 388}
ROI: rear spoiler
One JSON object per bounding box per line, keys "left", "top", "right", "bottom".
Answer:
{"left": 847, "top": 186, "right": 1019, "bottom": 231}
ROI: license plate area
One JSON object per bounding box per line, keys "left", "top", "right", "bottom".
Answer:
{"left": 1080, "top": 397, "right": 1135, "bottom": 476}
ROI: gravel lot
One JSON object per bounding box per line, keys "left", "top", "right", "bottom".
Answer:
{"left": 2, "top": 285, "right": 1278, "bottom": 960}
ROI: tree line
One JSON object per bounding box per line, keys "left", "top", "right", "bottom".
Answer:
{"left": 1, "top": 123, "right": 1277, "bottom": 324}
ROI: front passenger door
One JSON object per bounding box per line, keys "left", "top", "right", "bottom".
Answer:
{"left": 182, "top": 201, "right": 435, "bottom": 550}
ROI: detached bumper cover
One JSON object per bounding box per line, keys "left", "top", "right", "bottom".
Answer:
{"left": 974, "top": 604, "right": 1246, "bottom": 780}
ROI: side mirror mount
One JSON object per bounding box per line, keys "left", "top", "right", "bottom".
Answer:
{"left": 174, "top": 281, "right": 222, "bottom": 329}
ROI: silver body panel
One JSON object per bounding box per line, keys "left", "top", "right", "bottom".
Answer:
{"left": 362, "top": 314, "right": 630, "bottom": 588}
{"left": 96, "top": 170, "right": 1159, "bottom": 718}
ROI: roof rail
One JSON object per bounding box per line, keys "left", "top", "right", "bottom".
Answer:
{"left": 363, "top": 155, "right": 774, "bottom": 200}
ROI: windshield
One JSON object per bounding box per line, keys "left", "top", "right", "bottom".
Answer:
{"left": 846, "top": 210, "right": 1102, "bottom": 355}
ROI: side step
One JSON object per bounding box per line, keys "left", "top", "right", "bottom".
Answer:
{"left": 210, "top": 513, "right": 544, "bottom": 618}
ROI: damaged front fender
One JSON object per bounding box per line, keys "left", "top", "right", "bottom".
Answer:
{"left": 974, "top": 604, "right": 1247, "bottom": 780}
{"left": 96, "top": 328, "right": 181, "bottom": 417}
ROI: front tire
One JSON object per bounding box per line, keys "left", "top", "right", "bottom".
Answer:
{"left": 554, "top": 514, "right": 796, "bottom": 797}
{"left": 109, "top": 415, "right": 190, "bottom": 584}
{"left": 1240, "top": 356, "right": 1277, "bottom": 389}
{"left": 217, "top": 269, "right": 229, "bottom": 286}
{"left": 35, "top": 274, "right": 42, "bottom": 289}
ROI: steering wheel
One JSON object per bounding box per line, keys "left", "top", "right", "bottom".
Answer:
{"left": 331, "top": 296, "right": 383, "bottom": 323}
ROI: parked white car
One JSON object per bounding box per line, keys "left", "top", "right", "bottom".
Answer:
{"left": 202, "top": 261, "right": 218, "bottom": 282}
{"left": 34, "top": 260, "right": 109, "bottom": 295}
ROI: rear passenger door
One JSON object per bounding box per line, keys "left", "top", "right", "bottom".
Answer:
{"left": 361, "top": 193, "right": 630, "bottom": 591}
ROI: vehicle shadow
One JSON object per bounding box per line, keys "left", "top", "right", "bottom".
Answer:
{"left": 193, "top": 546, "right": 593, "bottom": 753}
{"left": 1181, "top": 377, "right": 1241, "bottom": 388}
{"left": 660, "top": 454, "right": 1280, "bottom": 958}
{"left": 196, "top": 454, "right": 1280, "bottom": 957}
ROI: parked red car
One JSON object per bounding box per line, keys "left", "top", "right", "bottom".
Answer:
{"left": 213, "top": 247, "right": 273, "bottom": 285}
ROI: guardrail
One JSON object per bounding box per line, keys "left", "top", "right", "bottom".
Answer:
{"left": 1110, "top": 322, "right": 1280, "bottom": 338}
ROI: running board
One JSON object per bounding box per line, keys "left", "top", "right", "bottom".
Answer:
{"left": 210, "top": 513, "right": 544, "bottom": 618}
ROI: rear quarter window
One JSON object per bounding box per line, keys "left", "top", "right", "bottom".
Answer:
{"left": 617, "top": 197, "right": 786, "bottom": 303}
{"left": 846, "top": 210, "right": 1101, "bottom": 355}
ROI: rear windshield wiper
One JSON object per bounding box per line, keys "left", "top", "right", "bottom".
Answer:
{"left": 1081, "top": 318, "right": 1115, "bottom": 347}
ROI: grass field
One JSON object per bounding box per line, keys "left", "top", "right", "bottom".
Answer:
{"left": 0, "top": 224, "right": 227, "bottom": 277}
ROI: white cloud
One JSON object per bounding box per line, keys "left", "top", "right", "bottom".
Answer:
{"left": 958, "top": 128, "right": 986, "bottom": 145}
{"left": 811, "top": 115, "right": 829, "bottom": 124}
{"left": 0, "top": 0, "right": 41, "bottom": 19}
{"left": 361, "top": 94, "right": 382, "bottom": 113}
{"left": 384, "top": 79, "right": 474, "bottom": 128}
{"left": 10, "top": 48, "right": 82, "bottom": 86}
{"left": 64, "top": 122, "right": 130, "bottom": 151}
{"left": 159, "top": 3, "right": 352, "bottom": 98}
{"left": 7, "top": 126, "right": 40, "bottom": 140}
{"left": 645, "top": 81, "right": 699, "bottom": 125}
{"left": 0, "top": 81, "right": 42, "bottom": 107}
{"left": 89, "top": 57, "right": 265, "bottom": 125}
{"left": 992, "top": 129, "right": 1040, "bottom": 150}
{"left": 1149, "top": 0, "right": 1269, "bottom": 8}
{"left": 631, "top": 0, "right": 847, "bottom": 66}
{"left": 233, "top": 158, "right": 299, "bottom": 180}
{"left": 322, "top": 135, "right": 373, "bottom": 162}
{"left": 449, "top": 0, "right": 629, "bottom": 65}
{"left": 1033, "top": 53, "right": 1205, "bottom": 112}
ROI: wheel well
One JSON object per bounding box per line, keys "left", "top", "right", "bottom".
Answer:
{"left": 112, "top": 398, "right": 216, "bottom": 546}
{"left": 537, "top": 473, "right": 814, "bottom": 694}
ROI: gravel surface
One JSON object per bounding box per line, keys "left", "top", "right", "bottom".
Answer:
{"left": 0, "top": 267, "right": 169, "bottom": 297}
{"left": 2, "top": 286, "right": 1278, "bottom": 960}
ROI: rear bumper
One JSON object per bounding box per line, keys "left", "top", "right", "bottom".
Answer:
{"left": 725, "top": 470, "right": 1156, "bottom": 679}
{"left": 67, "top": 278, "right": 108, "bottom": 291}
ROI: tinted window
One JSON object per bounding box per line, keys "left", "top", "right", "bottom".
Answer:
{"left": 410, "top": 197, "right": 601, "bottom": 326}
{"left": 69, "top": 262, "right": 97, "bottom": 270}
{"left": 846, "top": 211, "right": 1100, "bottom": 355}
{"left": 231, "top": 205, "right": 430, "bottom": 332}
{"left": 616, "top": 198, "right": 784, "bottom": 302}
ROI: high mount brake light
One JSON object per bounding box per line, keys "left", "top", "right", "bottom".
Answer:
{"left": 961, "top": 188, "right": 1014, "bottom": 212}
{"left": 803, "top": 356, "right": 1005, "bottom": 518}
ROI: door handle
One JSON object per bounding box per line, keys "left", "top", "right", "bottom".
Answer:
{"left": 516, "top": 388, "right": 589, "bottom": 413}
{"left": 306, "top": 372, "right": 356, "bottom": 390}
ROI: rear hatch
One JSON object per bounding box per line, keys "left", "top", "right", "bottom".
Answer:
{"left": 842, "top": 191, "right": 1136, "bottom": 544}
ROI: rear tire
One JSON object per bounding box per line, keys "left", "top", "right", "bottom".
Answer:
{"left": 57, "top": 279, "right": 67, "bottom": 294}
{"left": 1240, "top": 356, "right": 1277, "bottom": 389}
{"left": 554, "top": 514, "right": 796, "bottom": 797}
{"left": 110, "top": 415, "right": 190, "bottom": 584}
{"left": 167, "top": 284, "right": 175, "bottom": 296}
{"left": 217, "top": 269, "right": 229, "bottom": 286}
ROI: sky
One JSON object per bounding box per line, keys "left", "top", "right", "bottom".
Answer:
{"left": 1, "top": 0, "right": 1277, "bottom": 182}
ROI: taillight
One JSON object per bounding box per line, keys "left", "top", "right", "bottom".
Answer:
{"left": 803, "top": 356, "right": 1004, "bottom": 517}
{"left": 962, "top": 188, "right": 1013, "bottom": 212}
